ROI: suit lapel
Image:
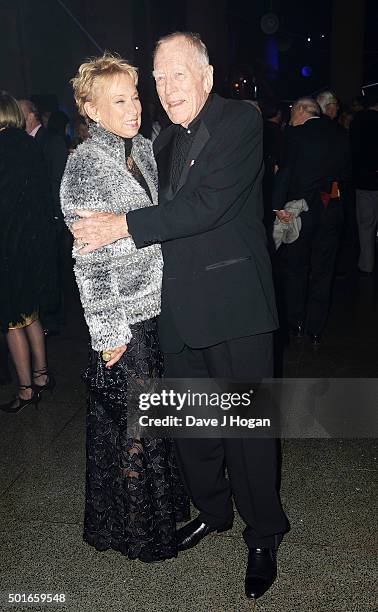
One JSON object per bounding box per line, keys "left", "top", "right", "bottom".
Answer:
{"left": 154, "top": 128, "right": 175, "bottom": 201}
{"left": 154, "top": 94, "right": 224, "bottom": 201}
{"left": 174, "top": 122, "right": 210, "bottom": 195}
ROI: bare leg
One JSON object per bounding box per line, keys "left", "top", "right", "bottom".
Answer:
{"left": 25, "top": 319, "right": 48, "bottom": 386}
{"left": 6, "top": 328, "right": 32, "bottom": 399}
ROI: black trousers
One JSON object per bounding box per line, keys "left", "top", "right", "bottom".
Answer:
{"left": 278, "top": 201, "right": 343, "bottom": 334}
{"left": 164, "top": 331, "right": 289, "bottom": 549}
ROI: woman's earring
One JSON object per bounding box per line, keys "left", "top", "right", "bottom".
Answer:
{"left": 95, "top": 117, "right": 100, "bottom": 126}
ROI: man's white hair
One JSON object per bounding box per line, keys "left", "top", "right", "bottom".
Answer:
{"left": 293, "top": 97, "right": 321, "bottom": 117}
{"left": 316, "top": 90, "right": 338, "bottom": 114}
{"left": 153, "top": 31, "right": 210, "bottom": 67}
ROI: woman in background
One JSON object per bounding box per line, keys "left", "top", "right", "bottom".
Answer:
{"left": 0, "top": 92, "right": 56, "bottom": 413}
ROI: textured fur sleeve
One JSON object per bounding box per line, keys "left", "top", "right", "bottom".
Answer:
{"left": 60, "top": 145, "right": 131, "bottom": 350}
{"left": 60, "top": 144, "right": 109, "bottom": 225}
{"left": 59, "top": 136, "right": 162, "bottom": 351}
{"left": 73, "top": 255, "right": 132, "bottom": 351}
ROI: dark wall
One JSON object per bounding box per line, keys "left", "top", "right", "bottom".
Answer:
{"left": 0, "top": 0, "right": 134, "bottom": 117}
{"left": 186, "top": 0, "right": 229, "bottom": 93}
{"left": 0, "top": 1, "right": 28, "bottom": 97}
{"left": 331, "top": 0, "right": 366, "bottom": 103}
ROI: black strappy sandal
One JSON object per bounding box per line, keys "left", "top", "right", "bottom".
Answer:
{"left": 0, "top": 384, "right": 39, "bottom": 413}
{"left": 32, "top": 368, "right": 56, "bottom": 398}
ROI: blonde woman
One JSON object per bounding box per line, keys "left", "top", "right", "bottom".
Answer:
{"left": 60, "top": 55, "right": 188, "bottom": 563}
{"left": 0, "top": 92, "right": 56, "bottom": 413}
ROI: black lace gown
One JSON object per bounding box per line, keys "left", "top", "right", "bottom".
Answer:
{"left": 81, "top": 143, "right": 189, "bottom": 562}
{"left": 82, "top": 318, "right": 189, "bottom": 562}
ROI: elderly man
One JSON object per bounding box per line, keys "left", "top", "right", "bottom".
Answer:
{"left": 274, "top": 97, "right": 350, "bottom": 344}
{"left": 72, "top": 32, "right": 289, "bottom": 601}
{"left": 19, "top": 99, "right": 68, "bottom": 335}
{"left": 316, "top": 90, "right": 339, "bottom": 121}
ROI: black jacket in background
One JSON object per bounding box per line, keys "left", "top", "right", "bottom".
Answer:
{"left": 127, "top": 94, "right": 278, "bottom": 352}
{"left": 0, "top": 128, "right": 58, "bottom": 330}
{"left": 34, "top": 125, "right": 68, "bottom": 218}
{"left": 350, "top": 109, "right": 378, "bottom": 191}
{"left": 263, "top": 120, "right": 282, "bottom": 171}
{"left": 272, "top": 116, "right": 351, "bottom": 214}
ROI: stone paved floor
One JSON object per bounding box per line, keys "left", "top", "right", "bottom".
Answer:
{"left": 0, "top": 270, "right": 377, "bottom": 612}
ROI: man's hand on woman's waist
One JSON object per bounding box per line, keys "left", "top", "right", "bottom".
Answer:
{"left": 72, "top": 210, "right": 129, "bottom": 254}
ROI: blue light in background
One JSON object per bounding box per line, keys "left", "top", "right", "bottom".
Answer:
{"left": 301, "top": 66, "right": 312, "bottom": 77}
{"left": 265, "top": 35, "right": 279, "bottom": 74}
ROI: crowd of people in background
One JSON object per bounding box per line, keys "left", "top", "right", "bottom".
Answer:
{"left": 261, "top": 89, "right": 378, "bottom": 345}
{"left": 0, "top": 31, "right": 377, "bottom": 605}
{"left": 0, "top": 82, "right": 377, "bottom": 401}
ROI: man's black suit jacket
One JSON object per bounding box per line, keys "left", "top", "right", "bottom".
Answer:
{"left": 127, "top": 94, "right": 278, "bottom": 352}
{"left": 272, "top": 116, "right": 350, "bottom": 215}
{"left": 34, "top": 126, "right": 68, "bottom": 219}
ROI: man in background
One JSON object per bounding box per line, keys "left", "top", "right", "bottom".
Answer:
{"left": 18, "top": 99, "right": 68, "bottom": 335}
{"left": 18, "top": 99, "right": 68, "bottom": 222}
{"left": 261, "top": 99, "right": 284, "bottom": 245}
{"left": 274, "top": 97, "right": 350, "bottom": 344}
{"left": 316, "top": 90, "right": 339, "bottom": 121}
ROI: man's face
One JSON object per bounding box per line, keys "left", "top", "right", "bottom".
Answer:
{"left": 18, "top": 101, "right": 37, "bottom": 134}
{"left": 153, "top": 37, "right": 213, "bottom": 128}
{"left": 290, "top": 104, "right": 306, "bottom": 126}
{"left": 85, "top": 72, "right": 141, "bottom": 138}
{"left": 325, "top": 101, "right": 338, "bottom": 120}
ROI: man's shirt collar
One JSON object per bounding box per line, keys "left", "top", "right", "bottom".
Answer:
{"left": 179, "top": 94, "right": 213, "bottom": 135}
{"left": 29, "top": 124, "right": 42, "bottom": 138}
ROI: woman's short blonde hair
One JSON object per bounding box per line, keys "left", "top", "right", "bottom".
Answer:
{"left": 71, "top": 53, "right": 138, "bottom": 120}
{"left": 0, "top": 91, "right": 25, "bottom": 129}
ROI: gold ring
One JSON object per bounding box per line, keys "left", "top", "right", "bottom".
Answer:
{"left": 102, "top": 350, "right": 112, "bottom": 362}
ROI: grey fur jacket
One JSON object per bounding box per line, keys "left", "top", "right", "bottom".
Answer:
{"left": 60, "top": 123, "right": 163, "bottom": 351}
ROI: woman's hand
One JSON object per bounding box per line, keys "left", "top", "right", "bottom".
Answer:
{"left": 102, "top": 345, "right": 127, "bottom": 368}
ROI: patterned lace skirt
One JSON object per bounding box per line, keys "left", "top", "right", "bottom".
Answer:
{"left": 82, "top": 317, "right": 189, "bottom": 562}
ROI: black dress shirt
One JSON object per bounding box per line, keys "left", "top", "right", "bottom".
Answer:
{"left": 124, "top": 138, "right": 153, "bottom": 202}
{"left": 170, "top": 95, "right": 212, "bottom": 192}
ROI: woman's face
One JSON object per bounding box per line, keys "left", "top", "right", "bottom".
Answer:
{"left": 88, "top": 72, "right": 141, "bottom": 138}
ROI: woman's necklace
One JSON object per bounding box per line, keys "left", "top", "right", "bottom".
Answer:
{"left": 126, "top": 156, "right": 134, "bottom": 171}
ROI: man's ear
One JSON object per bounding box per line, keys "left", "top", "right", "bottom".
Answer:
{"left": 204, "top": 65, "right": 214, "bottom": 94}
{"left": 84, "top": 101, "right": 99, "bottom": 123}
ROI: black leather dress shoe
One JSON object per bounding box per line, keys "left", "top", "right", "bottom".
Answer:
{"left": 245, "top": 547, "right": 277, "bottom": 600}
{"left": 177, "top": 516, "right": 233, "bottom": 552}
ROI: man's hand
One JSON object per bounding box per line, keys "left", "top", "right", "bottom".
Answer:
{"left": 275, "top": 209, "right": 291, "bottom": 224}
{"left": 71, "top": 210, "right": 129, "bottom": 254}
